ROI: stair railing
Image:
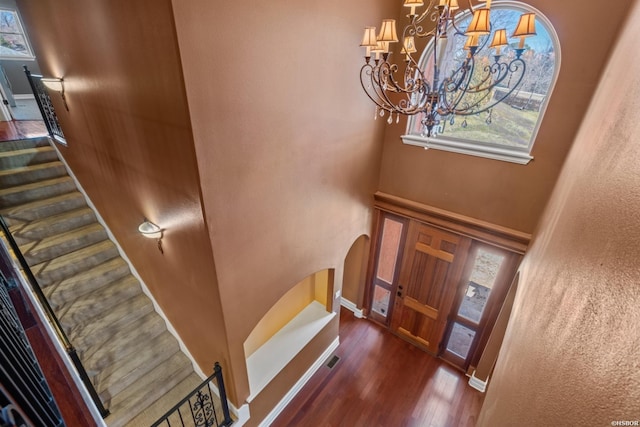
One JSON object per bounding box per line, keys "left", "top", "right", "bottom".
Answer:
{"left": 151, "top": 362, "right": 233, "bottom": 427}
{"left": 1, "top": 269, "right": 65, "bottom": 427}
{"left": 23, "top": 66, "right": 66, "bottom": 144}
{"left": 0, "top": 215, "right": 109, "bottom": 419}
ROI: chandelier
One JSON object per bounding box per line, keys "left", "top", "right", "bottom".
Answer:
{"left": 359, "top": 0, "right": 537, "bottom": 137}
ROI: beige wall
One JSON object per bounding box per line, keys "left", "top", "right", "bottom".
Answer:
{"left": 479, "top": 1, "right": 640, "bottom": 424}
{"left": 170, "top": 0, "right": 397, "bottom": 414}
{"left": 16, "top": 0, "right": 233, "bottom": 396}
{"left": 378, "top": 0, "right": 633, "bottom": 233}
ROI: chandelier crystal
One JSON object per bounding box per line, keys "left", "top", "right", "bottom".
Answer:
{"left": 360, "top": 0, "right": 537, "bottom": 137}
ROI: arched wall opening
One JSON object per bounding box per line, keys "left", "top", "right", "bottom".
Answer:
{"left": 244, "top": 269, "right": 336, "bottom": 400}
{"left": 341, "top": 234, "right": 370, "bottom": 315}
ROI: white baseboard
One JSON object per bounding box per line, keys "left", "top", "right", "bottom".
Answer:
{"left": 340, "top": 297, "right": 364, "bottom": 318}
{"left": 47, "top": 140, "right": 207, "bottom": 381}
{"left": 468, "top": 370, "right": 488, "bottom": 392}
{"left": 258, "top": 337, "right": 340, "bottom": 427}
{"left": 230, "top": 403, "right": 250, "bottom": 427}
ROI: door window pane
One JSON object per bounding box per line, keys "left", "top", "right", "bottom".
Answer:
{"left": 371, "top": 285, "right": 391, "bottom": 318}
{"left": 375, "top": 218, "right": 403, "bottom": 284}
{"left": 458, "top": 249, "right": 505, "bottom": 323}
{"left": 446, "top": 322, "right": 476, "bottom": 359}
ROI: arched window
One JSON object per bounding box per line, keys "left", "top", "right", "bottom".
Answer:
{"left": 402, "top": 2, "right": 560, "bottom": 164}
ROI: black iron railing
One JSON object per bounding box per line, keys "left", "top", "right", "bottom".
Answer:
{"left": 23, "top": 66, "right": 66, "bottom": 144}
{"left": 151, "top": 362, "right": 233, "bottom": 427}
{"left": 0, "top": 215, "right": 109, "bottom": 418}
{"left": 1, "top": 269, "right": 64, "bottom": 427}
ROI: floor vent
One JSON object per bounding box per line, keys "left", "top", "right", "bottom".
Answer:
{"left": 327, "top": 355, "right": 340, "bottom": 369}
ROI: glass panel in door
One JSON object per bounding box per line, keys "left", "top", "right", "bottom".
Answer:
{"left": 367, "top": 213, "right": 407, "bottom": 324}
{"left": 442, "top": 245, "right": 509, "bottom": 368}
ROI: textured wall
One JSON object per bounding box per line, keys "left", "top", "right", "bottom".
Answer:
{"left": 479, "top": 1, "right": 640, "bottom": 424}
{"left": 171, "top": 0, "right": 395, "bottom": 413}
{"left": 378, "top": 0, "right": 634, "bottom": 233}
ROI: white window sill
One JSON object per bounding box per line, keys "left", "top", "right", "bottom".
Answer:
{"left": 401, "top": 134, "right": 533, "bottom": 165}
{"left": 246, "top": 301, "right": 335, "bottom": 402}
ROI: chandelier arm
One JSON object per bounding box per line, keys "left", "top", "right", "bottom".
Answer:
{"left": 360, "top": 63, "right": 395, "bottom": 112}
{"left": 452, "top": 59, "right": 528, "bottom": 116}
{"left": 442, "top": 59, "right": 514, "bottom": 114}
{"left": 446, "top": 57, "right": 473, "bottom": 92}
{"left": 413, "top": 0, "right": 440, "bottom": 28}
{"left": 362, "top": 61, "right": 432, "bottom": 117}
{"left": 460, "top": 62, "right": 502, "bottom": 94}
{"left": 370, "top": 65, "right": 414, "bottom": 114}
{"left": 383, "top": 60, "right": 434, "bottom": 98}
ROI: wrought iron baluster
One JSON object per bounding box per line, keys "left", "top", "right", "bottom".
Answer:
{"left": 23, "top": 66, "right": 66, "bottom": 144}
{"left": 150, "top": 365, "right": 233, "bottom": 427}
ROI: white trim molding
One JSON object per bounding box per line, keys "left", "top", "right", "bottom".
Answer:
{"left": 258, "top": 337, "right": 340, "bottom": 427}
{"left": 468, "top": 370, "right": 488, "bottom": 392}
{"left": 401, "top": 134, "right": 534, "bottom": 165}
{"left": 340, "top": 297, "right": 364, "bottom": 318}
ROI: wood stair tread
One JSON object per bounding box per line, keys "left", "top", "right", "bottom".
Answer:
{"left": 0, "top": 137, "right": 50, "bottom": 152}
{"left": 0, "top": 145, "right": 59, "bottom": 169}
{"left": 0, "top": 176, "right": 76, "bottom": 208}
{"left": 30, "top": 239, "right": 120, "bottom": 285}
{"left": 105, "top": 352, "right": 194, "bottom": 427}
{"left": 19, "top": 222, "right": 108, "bottom": 265}
{"left": 96, "top": 336, "right": 182, "bottom": 401}
{"left": 82, "top": 312, "right": 168, "bottom": 370}
{"left": 56, "top": 275, "right": 142, "bottom": 330}
{"left": 66, "top": 293, "right": 155, "bottom": 349}
{"left": 10, "top": 207, "right": 96, "bottom": 244}
{"left": 0, "top": 160, "right": 64, "bottom": 177}
{"left": 0, "top": 175, "right": 73, "bottom": 196}
{"left": 0, "top": 191, "right": 86, "bottom": 224}
{"left": 0, "top": 145, "right": 54, "bottom": 158}
{"left": 123, "top": 373, "right": 205, "bottom": 427}
{"left": 45, "top": 257, "right": 131, "bottom": 306}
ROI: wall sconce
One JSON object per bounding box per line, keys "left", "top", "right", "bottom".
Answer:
{"left": 41, "top": 77, "right": 69, "bottom": 111}
{"left": 138, "top": 219, "right": 164, "bottom": 254}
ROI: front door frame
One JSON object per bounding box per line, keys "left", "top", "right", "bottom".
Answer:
{"left": 363, "top": 193, "right": 531, "bottom": 370}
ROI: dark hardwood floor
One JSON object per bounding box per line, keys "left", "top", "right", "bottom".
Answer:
{"left": 273, "top": 308, "right": 484, "bottom": 427}
{"left": 0, "top": 120, "right": 47, "bottom": 141}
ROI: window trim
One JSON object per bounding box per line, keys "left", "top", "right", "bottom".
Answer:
{"left": 401, "top": 1, "right": 560, "bottom": 165}
{"left": 0, "top": 8, "right": 35, "bottom": 60}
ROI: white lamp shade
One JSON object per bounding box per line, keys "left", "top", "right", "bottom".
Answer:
{"left": 377, "top": 19, "right": 399, "bottom": 43}
{"left": 512, "top": 13, "right": 537, "bottom": 38}
{"left": 41, "top": 78, "right": 64, "bottom": 92}
{"left": 360, "top": 27, "right": 378, "bottom": 47}
{"left": 490, "top": 29, "right": 508, "bottom": 48}
{"left": 401, "top": 36, "right": 417, "bottom": 54}
{"left": 466, "top": 8, "right": 490, "bottom": 36}
{"left": 138, "top": 220, "right": 162, "bottom": 239}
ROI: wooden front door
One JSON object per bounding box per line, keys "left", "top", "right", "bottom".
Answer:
{"left": 390, "top": 222, "right": 470, "bottom": 354}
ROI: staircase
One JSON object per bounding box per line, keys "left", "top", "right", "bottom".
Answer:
{"left": 0, "top": 137, "right": 203, "bottom": 427}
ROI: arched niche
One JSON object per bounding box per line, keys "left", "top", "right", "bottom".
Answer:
{"left": 244, "top": 269, "right": 336, "bottom": 400}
